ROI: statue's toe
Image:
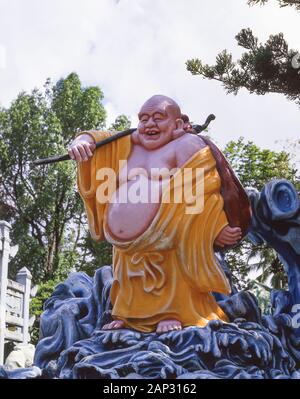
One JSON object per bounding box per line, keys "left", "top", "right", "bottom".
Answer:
{"left": 156, "top": 319, "right": 182, "bottom": 333}
{"left": 102, "top": 319, "right": 125, "bottom": 330}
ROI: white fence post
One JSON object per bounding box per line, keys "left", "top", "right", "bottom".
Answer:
{"left": 16, "top": 268, "right": 32, "bottom": 344}
{"left": 0, "top": 221, "right": 11, "bottom": 365}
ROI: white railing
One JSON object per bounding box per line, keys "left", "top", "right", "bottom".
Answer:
{"left": 0, "top": 221, "right": 33, "bottom": 365}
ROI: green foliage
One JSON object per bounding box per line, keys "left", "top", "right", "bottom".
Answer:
{"left": 223, "top": 137, "right": 298, "bottom": 190}
{"left": 0, "top": 74, "right": 126, "bottom": 342}
{"left": 30, "top": 279, "right": 59, "bottom": 345}
{"left": 52, "top": 74, "right": 106, "bottom": 139}
{"left": 109, "top": 114, "right": 131, "bottom": 131}
{"left": 248, "top": 0, "right": 300, "bottom": 11}
{"left": 0, "top": 73, "right": 107, "bottom": 283}
{"left": 186, "top": 29, "right": 300, "bottom": 106}
{"left": 78, "top": 235, "right": 113, "bottom": 276}
{"left": 248, "top": 282, "right": 272, "bottom": 314}
{"left": 186, "top": 2, "right": 299, "bottom": 291}
{"left": 223, "top": 138, "right": 298, "bottom": 290}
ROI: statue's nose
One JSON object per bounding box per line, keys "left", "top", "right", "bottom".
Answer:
{"left": 145, "top": 117, "right": 156, "bottom": 128}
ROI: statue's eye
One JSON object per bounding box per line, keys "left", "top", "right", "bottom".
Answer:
{"left": 154, "top": 116, "right": 163, "bottom": 122}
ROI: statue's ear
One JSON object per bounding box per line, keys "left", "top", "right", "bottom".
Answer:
{"left": 175, "top": 118, "right": 184, "bottom": 130}
{"left": 172, "top": 118, "right": 185, "bottom": 139}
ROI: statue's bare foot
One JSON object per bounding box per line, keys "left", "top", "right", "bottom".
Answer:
{"left": 102, "top": 319, "right": 125, "bottom": 330}
{"left": 156, "top": 319, "right": 182, "bottom": 333}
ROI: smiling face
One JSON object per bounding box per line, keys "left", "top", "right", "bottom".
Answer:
{"left": 137, "top": 95, "right": 185, "bottom": 150}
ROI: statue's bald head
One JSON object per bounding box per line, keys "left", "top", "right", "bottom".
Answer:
{"left": 135, "top": 94, "right": 185, "bottom": 150}
{"left": 139, "top": 95, "right": 182, "bottom": 120}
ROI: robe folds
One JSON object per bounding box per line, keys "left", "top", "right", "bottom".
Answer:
{"left": 77, "top": 130, "right": 230, "bottom": 332}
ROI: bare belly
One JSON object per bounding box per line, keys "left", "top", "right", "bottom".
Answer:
{"left": 107, "top": 175, "right": 162, "bottom": 241}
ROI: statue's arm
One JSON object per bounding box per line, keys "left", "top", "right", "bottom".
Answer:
{"left": 175, "top": 134, "right": 207, "bottom": 167}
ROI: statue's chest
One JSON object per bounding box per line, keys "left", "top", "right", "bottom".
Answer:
{"left": 121, "top": 146, "right": 177, "bottom": 181}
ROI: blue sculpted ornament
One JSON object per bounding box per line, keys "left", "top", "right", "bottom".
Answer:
{"left": 1, "top": 178, "right": 299, "bottom": 380}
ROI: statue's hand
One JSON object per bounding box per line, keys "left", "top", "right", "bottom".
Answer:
{"left": 214, "top": 226, "right": 242, "bottom": 248}
{"left": 68, "top": 134, "right": 96, "bottom": 162}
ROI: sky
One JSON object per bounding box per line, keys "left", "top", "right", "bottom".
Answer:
{"left": 0, "top": 0, "right": 299, "bottom": 163}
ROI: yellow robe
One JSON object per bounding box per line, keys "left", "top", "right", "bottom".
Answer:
{"left": 77, "top": 131, "right": 230, "bottom": 332}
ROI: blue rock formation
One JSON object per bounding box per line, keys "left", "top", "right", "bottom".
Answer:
{"left": 248, "top": 180, "right": 300, "bottom": 314}
{"left": 1, "top": 179, "right": 299, "bottom": 379}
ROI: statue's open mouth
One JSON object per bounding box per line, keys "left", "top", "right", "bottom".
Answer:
{"left": 145, "top": 131, "right": 160, "bottom": 139}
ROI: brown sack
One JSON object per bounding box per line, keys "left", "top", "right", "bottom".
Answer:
{"left": 200, "top": 135, "right": 252, "bottom": 239}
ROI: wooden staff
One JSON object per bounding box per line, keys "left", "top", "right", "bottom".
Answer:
{"left": 33, "top": 115, "right": 216, "bottom": 166}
